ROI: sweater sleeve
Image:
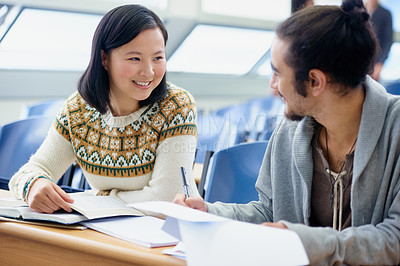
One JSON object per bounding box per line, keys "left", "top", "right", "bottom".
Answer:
{"left": 8, "top": 126, "right": 77, "bottom": 201}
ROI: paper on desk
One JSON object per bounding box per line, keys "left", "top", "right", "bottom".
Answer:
{"left": 83, "top": 216, "right": 179, "bottom": 248}
{"left": 130, "top": 201, "right": 228, "bottom": 222}
{"left": 130, "top": 201, "right": 309, "bottom": 265}
{"left": 178, "top": 219, "right": 309, "bottom": 266}
{"left": 129, "top": 201, "right": 229, "bottom": 242}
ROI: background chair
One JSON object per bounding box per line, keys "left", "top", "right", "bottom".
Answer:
{"left": 198, "top": 141, "right": 268, "bottom": 204}
{"left": 0, "top": 117, "right": 54, "bottom": 188}
{"left": 0, "top": 117, "right": 85, "bottom": 192}
{"left": 21, "top": 99, "right": 65, "bottom": 118}
{"left": 385, "top": 81, "right": 400, "bottom": 95}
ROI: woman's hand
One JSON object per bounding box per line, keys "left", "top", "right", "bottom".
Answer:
{"left": 173, "top": 193, "right": 208, "bottom": 212}
{"left": 27, "top": 178, "right": 74, "bottom": 213}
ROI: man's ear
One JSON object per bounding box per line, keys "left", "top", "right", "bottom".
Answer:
{"left": 308, "top": 69, "right": 327, "bottom": 97}
{"left": 101, "top": 50, "right": 109, "bottom": 71}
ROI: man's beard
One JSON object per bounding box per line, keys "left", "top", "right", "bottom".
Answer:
{"left": 285, "top": 110, "right": 304, "bottom": 121}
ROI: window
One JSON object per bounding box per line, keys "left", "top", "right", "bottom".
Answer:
{"left": 381, "top": 42, "right": 400, "bottom": 81}
{"left": 167, "top": 24, "right": 275, "bottom": 75}
{"left": 202, "top": 0, "right": 290, "bottom": 22}
{"left": 381, "top": 0, "right": 400, "bottom": 32}
{"left": 256, "top": 52, "right": 272, "bottom": 77}
{"left": 0, "top": 8, "right": 102, "bottom": 71}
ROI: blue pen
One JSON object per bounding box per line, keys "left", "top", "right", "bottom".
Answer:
{"left": 180, "top": 167, "right": 190, "bottom": 198}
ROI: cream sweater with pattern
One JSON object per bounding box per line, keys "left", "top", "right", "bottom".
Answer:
{"left": 10, "top": 83, "right": 200, "bottom": 203}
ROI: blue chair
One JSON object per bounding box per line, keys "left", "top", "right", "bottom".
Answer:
{"left": 0, "top": 117, "right": 84, "bottom": 192}
{"left": 200, "top": 141, "right": 268, "bottom": 204}
{"left": 385, "top": 82, "right": 400, "bottom": 95}
{"left": 22, "top": 99, "right": 65, "bottom": 118}
{"left": 0, "top": 117, "right": 54, "bottom": 189}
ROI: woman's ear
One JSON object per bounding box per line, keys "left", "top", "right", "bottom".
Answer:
{"left": 308, "top": 69, "right": 327, "bottom": 97}
{"left": 101, "top": 50, "right": 109, "bottom": 71}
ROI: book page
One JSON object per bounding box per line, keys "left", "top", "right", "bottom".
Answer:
{"left": 0, "top": 216, "right": 87, "bottom": 230}
{"left": 0, "top": 197, "right": 27, "bottom": 207}
{"left": 69, "top": 195, "right": 145, "bottom": 219}
{"left": 0, "top": 206, "right": 24, "bottom": 218}
{"left": 0, "top": 206, "right": 87, "bottom": 224}
{"left": 19, "top": 207, "right": 88, "bottom": 224}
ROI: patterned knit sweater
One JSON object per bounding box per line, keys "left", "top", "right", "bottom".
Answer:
{"left": 10, "top": 83, "right": 200, "bottom": 203}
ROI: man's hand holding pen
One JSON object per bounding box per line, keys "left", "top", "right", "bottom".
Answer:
{"left": 173, "top": 193, "right": 208, "bottom": 212}
{"left": 176, "top": 166, "right": 208, "bottom": 212}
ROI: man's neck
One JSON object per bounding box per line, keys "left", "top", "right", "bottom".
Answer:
{"left": 315, "top": 85, "right": 365, "bottom": 150}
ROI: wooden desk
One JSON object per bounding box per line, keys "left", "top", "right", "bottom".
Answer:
{"left": 0, "top": 190, "right": 185, "bottom": 266}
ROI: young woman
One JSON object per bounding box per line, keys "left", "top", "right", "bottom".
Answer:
{"left": 9, "top": 4, "right": 199, "bottom": 213}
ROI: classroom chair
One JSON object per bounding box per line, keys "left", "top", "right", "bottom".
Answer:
{"left": 385, "top": 81, "right": 400, "bottom": 96}
{"left": 198, "top": 141, "right": 268, "bottom": 204}
{"left": 0, "top": 117, "right": 54, "bottom": 189}
{"left": 0, "top": 117, "right": 84, "bottom": 192}
{"left": 21, "top": 98, "right": 65, "bottom": 118}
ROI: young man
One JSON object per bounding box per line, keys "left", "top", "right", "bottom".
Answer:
{"left": 174, "top": 0, "right": 400, "bottom": 264}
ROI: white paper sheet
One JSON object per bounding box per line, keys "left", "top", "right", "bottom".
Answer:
{"left": 179, "top": 219, "right": 309, "bottom": 266}
{"left": 131, "top": 201, "right": 309, "bottom": 265}
{"left": 83, "top": 216, "right": 179, "bottom": 248}
{"left": 130, "top": 201, "right": 228, "bottom": 222}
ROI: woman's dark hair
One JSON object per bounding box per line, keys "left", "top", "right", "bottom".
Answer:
{"left": 78, "top": 5, "right": 168, "bottom": 114}
{"left": 277, "top": 0, "right": 378, "bottom": 96}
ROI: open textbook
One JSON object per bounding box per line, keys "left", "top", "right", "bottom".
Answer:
{"left": 0, "top": 195, "right": 179, "bottom": 248}
{"left": 0, "top": 194, "right": 146, "bottom": 224}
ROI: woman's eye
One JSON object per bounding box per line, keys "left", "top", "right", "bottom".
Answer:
{"left": 154, "top": 56, "right": 163, "bottom": 61}
{"left": 129, "top": 57, "right": 140, "bottom": 61}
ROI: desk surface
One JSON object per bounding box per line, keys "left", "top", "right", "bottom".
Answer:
{"left": 0, "top": 190, "right": 185, "bottom": 266}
